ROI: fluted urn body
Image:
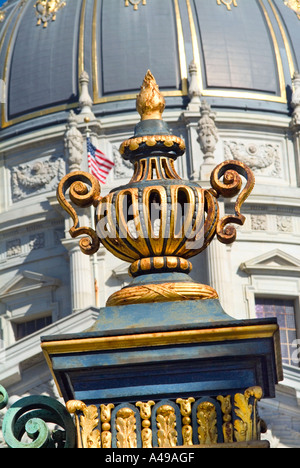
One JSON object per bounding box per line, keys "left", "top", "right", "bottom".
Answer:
{"left": 96, "top": 122, "right": 220, "bottom": 280}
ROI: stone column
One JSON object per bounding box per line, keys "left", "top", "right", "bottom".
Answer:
{"left": 62, "top": 237, "right": 94, "bottom": 312}
{"left": 206, "top": 202, "right": 233, "bottom": 313}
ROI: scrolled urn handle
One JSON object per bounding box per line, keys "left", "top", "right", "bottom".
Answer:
{"left": 210, "top": 160, "right": 255, "bottom": 244}
{"left": 56, "top": 171, "right": 101, "bottom": 255}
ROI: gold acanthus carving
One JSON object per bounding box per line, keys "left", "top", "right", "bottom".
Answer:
{"left": 66, "top": 400, "right": 101, "bottom": 449}
{"left": 234, "top": 387, "right": 263, "bottom": 442}
{"left": 66, "top": 388, "right": 264, "bottom": 448}
{"left": 156, "top": 405, "right": 178, "bottom": 448}
{"left": 116, "top": 407, "right": 137, "bottom": 448}
{"left": 197, "top": 402, "right": 218, "bottom": 445}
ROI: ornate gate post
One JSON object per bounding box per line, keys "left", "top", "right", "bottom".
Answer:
{"left": 2, "top": 71, "right": 281, "bottom": 449}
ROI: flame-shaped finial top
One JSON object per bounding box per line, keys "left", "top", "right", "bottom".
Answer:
{"left": 136, "top": 70, "right": 166, "bottom": 121}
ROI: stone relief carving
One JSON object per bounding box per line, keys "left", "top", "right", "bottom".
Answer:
{"left": 224, "top": 141, "right": 281, "bottom": 177}
{"left": 6, "top": 239, "right": 21, "bottom": 257}
{"left": 276, "top": 216, "right": 293, "bottom": 232}
{"left": 113, "top": 145, "right": 132, "bottom": 179}
{"left": 29, "top": 233, "right": 45, "bottom": 251}
{"left": 11, "top": 155, "right": 65, "bottom": 201}
{"left": 250, "top": 214, "right": 293, "bottom": 233}
{"left": 251, "top": 215, "right": 267, "bottom": 231}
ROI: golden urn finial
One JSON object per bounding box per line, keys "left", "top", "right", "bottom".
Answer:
{"left": 57, "top": 71, "right": 255, "bottom": 307}
{"left": 136, "top": 70, "right": 165, "bottom": 121}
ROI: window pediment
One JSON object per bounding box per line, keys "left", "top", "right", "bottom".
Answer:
{"left": 240, "top": 249, "right": 300, "bottom": 276}
{"left": 0, "top": 271, "right": 60, "bottom": 301}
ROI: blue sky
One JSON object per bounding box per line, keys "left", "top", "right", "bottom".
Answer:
{"left": 0, "top": 0, "right": 6, "bottom": 8}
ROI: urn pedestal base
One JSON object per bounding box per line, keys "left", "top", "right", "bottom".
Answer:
{"left": 41, "top": 298, "right": 282, "bottom": 448}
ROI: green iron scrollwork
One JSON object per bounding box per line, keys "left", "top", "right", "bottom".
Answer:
{"left": 0, "top": 385, "right": 8, "bottom": 410}
{"left": 0, "top": 386, "right": 76, "bottom": 448}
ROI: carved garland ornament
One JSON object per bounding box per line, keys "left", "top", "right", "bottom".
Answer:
{"left": 224, "top": 141, "right": 281, "bottom": 177}
{"left": 284, "top": 0, "right": 300, "bottom": 19}
{"left": 124, "top": 0, "right": 147, "bottom": 11}
{"left": 11, "top": 156, "right": 65, "bottom": 202}
{"left": 216, "top": 0, "right": 238, "bottom": 10}
{"left": 34, "top": 0, "right": 66, "bottom": 27}
{"left": 0, "top": 7, "right": 6, "bottom": 23}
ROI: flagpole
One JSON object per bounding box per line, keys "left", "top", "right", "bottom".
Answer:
{"left": 84, "top": 118, "right": 100, "bottom": 308}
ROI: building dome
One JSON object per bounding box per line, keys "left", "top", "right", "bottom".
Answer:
{"left": 0, "top": 0, "right": 300, "bottom": 136}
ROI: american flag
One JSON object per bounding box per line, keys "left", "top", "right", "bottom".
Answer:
{"left": 87, "top": 137, "right": 114, "bottom": 184}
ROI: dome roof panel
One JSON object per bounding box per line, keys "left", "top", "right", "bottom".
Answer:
{"left": 0, "top": 0, "right": 298, "bottom": 134}
{"left": 7, "top": 0, "right": 80, "bottom": 120}
{"left": 99, "top": 0, "right": 181, "bottom": 96}
{"left": 273, "top": 0, "right": 300, "bottom": 71}
{"left": 194, "top": 0, "right": 278, "bottom": 94}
